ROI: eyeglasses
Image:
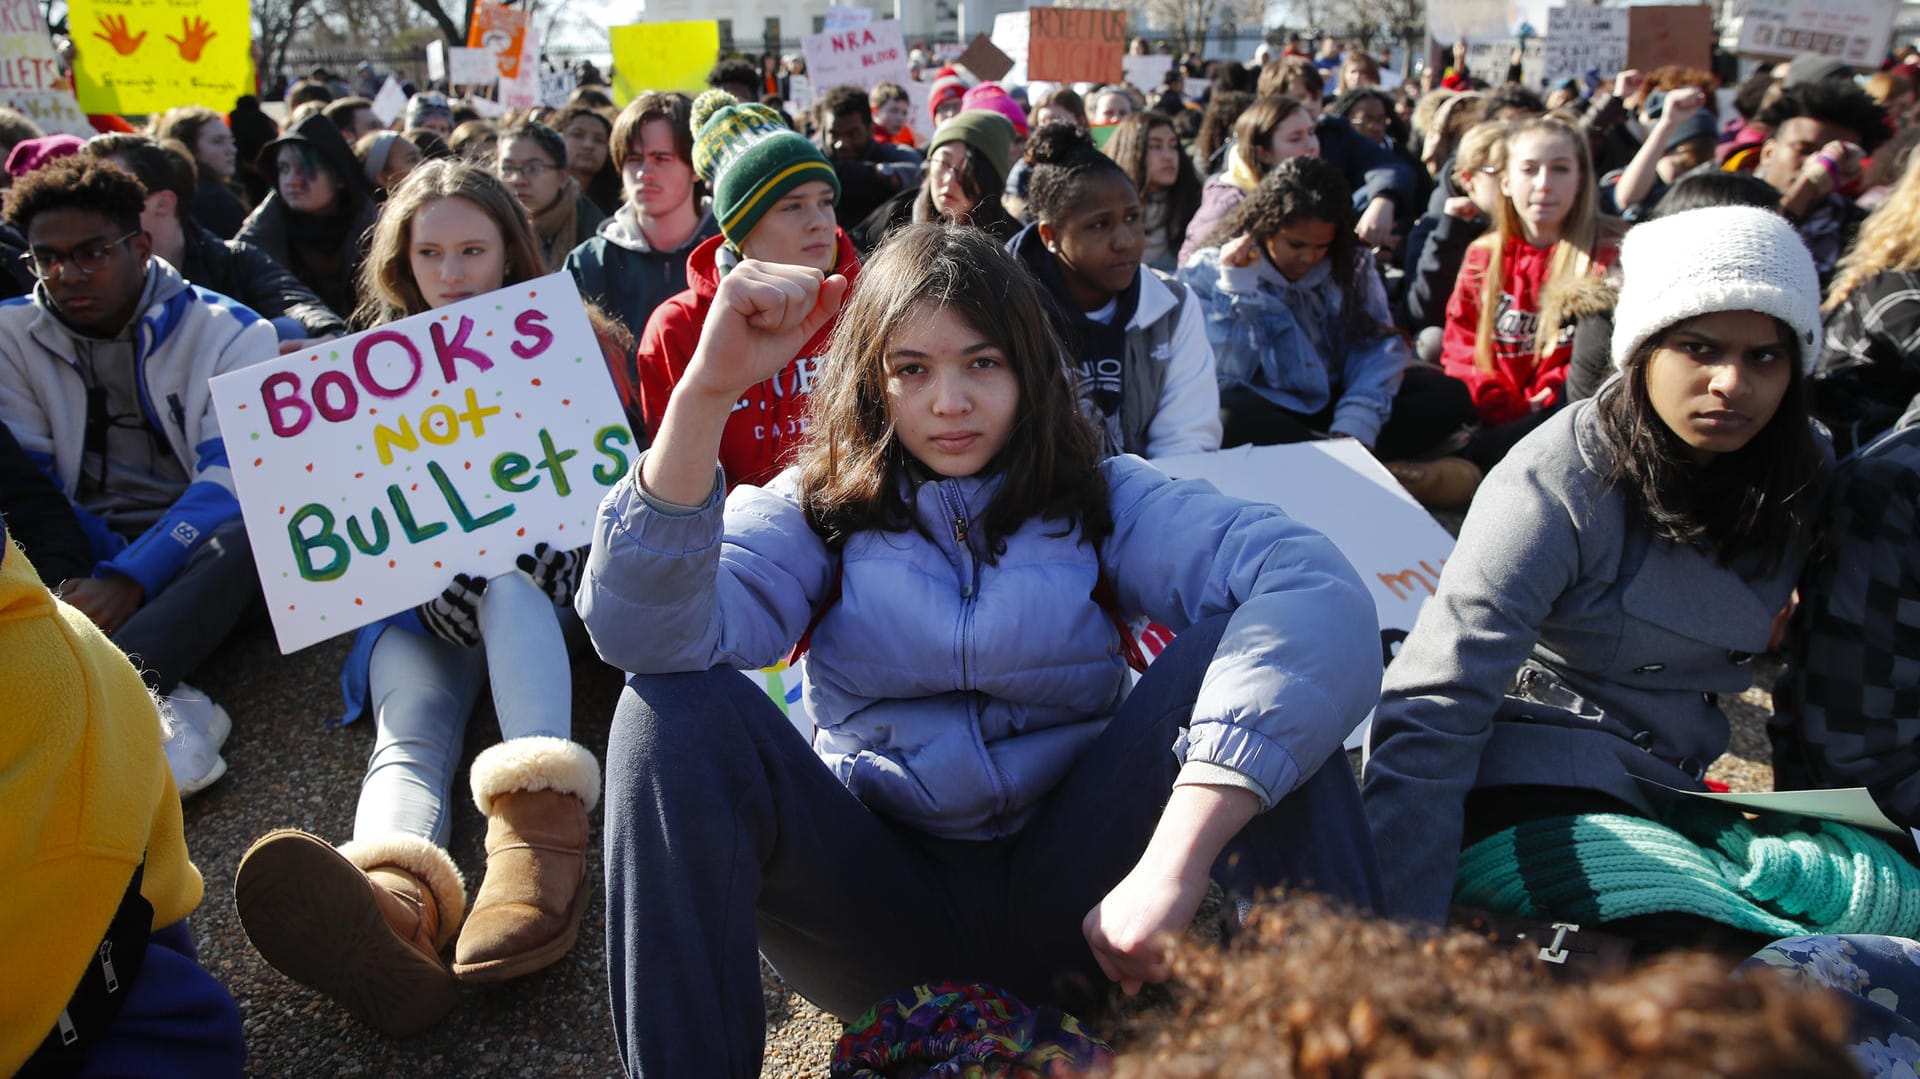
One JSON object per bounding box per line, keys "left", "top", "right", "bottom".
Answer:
{"left": 497, "top": 161, "right": 557, "bottom": 180}
{"left": 23, "top": 231, "right": 140, "bottom": 280}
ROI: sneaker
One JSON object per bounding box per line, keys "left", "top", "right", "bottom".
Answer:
{"left": 158, "top": 696, "right": 228, "bottom": 797}
{"left": 166, "top": 683, "right": 232, "bottom": 751}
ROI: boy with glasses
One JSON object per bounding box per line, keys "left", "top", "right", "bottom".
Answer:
{"left": 0, "top": 156, "right": 277, "bottom": 796}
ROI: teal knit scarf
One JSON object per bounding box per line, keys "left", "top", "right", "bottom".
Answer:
{"left": 1455, "top": 805, "right": 1920, "bottom": 938}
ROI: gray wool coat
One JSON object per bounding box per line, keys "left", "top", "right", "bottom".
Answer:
{"left": 1360, "top": 400, "right": 1817, "bottom": 924}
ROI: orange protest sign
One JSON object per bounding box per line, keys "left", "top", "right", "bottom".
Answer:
{"left": 1026, "top": 8, "right": 1124, "bottom": 84}
{"left": 467, "top": 0, "right": 530, "bottom": 80}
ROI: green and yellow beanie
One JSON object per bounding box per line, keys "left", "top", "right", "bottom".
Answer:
{"left": 691, "top": 90, "right": 841, "bottom": 248}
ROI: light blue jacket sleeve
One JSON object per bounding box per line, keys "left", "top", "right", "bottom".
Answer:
{"left": 1099, "top": 456, "right": 1381, "bottom": 810}
{"left": 576, "top": 458, "right": 836, "bottom": 675}
{"left": 1328, "top": 259, "right": 1410, "bottom": 448}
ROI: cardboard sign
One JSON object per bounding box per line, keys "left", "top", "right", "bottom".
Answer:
{"left": 990, "top": 10, "right": 1030, "bottom": 85}
{"left": 784, "top": 73, "right": 813, "bottom": 119}
{"left": 426, "top": 39, "right": 445, "bottom": 82}
{"left": 1026, "top": 8, "right": 1124, "bottom": 85}
{"left": 1153, "top": 441, "right": 1458, "bottom": 748}
{"left": 1625, "top": 5, "right": 1713, "bottom": 74}
{"left": 370, "top": 75, "right": 408, "bottom": 125}
{"left": 0, "top": 0, "right": 93, "bottom": 136}
{"left": 70, "top": 0, "right": 252, "bottom": 114}
{"left": 467, "top": 0, "right": 530, "bottom": 79}
{"left": 1736, "top": 0, "right": 1894, "bottom": 65}
{"left": 823, "top": 5, "right": 873, "bottom": 31}
{"left": 1121, "top": 53, "right": 1174, "bottom": 93}
{"left": 540, "top": 67, "right": 574, "bottom": 109}
{"left": 1545, "top": 6, "right": 1628, "bottom": 86}
{"left": 609, "top": 21, "right": 717, "bottom": 100}
{"left": 209, "top": 273, "right": 636, "bottom": 654}
{"left": 955, "top": 32, "right": 1013, "bottom": 84}
{"left": 802, "top": 20, "right": 909, "bottom": 95}
{"left": 446, "top": 45, "right": 496, "bottom": 86}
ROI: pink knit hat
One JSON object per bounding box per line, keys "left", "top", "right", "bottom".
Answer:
{"left": 5, "top": 134, "right": 85, "bottom": 178}
{"left": 960, "top": 83, "right": 1027, "bottom": 137}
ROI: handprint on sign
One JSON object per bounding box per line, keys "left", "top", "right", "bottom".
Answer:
{"left": 166, "top": 16, "right": 218, "bottom": 62}
{"left": 92, "top": 14, "right": 146, "bottom": 56}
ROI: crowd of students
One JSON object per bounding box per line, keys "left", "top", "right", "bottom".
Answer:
{"left": 8, "top": 31, "right": 1920, "bottom": 1078}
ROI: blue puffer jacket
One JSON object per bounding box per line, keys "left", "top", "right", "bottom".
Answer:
{"left": 580, "top": 453, "right": 1381, "bottom": 840}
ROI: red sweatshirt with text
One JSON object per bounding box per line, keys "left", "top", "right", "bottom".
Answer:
{"left": 633, "top": 229, "right": 862, "bottom": 489}
{"left": 1440, "top": 236, "right": 1615, "bottom": 427}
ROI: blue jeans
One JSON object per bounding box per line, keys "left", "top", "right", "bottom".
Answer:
{"left": 354, "top": 572, "right": 575, "bottom": 846}
{"left": 602, "top": 614, "right": 1383, "bottom": 1078}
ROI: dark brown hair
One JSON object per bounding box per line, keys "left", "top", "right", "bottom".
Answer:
{"left": 799, "top": 223, "right": 1110, "bottom": 560}
{"left": 86, "top": 134, "right": 196, "bottom": 215}
{"left": 1104, "top": 111, "right": 1201, "bottom": 256}
{"left": 611, "top": 91, "right": 693, "bottom": 170}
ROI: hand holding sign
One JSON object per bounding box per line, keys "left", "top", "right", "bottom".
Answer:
{"left": 166, "top": 16, "right": 217, "bottom": 62}
{"left": 92, "top": 14, "right": 145, "bottom": 56}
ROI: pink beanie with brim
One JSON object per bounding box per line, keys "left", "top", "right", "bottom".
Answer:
{"left": 960, "top": 83, "right": 1028, "bottom": 136}
{"left": 6, "top": 134, "right": 86, "bottom": 178}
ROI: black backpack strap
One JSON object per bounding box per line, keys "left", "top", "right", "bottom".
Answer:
{"left": 21, "top": 857, "right": 153, "bottom": 1078}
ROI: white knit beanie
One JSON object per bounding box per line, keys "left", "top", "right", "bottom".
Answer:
{"left": 1610, "top": 206, "right": 1823, "bottom": 373}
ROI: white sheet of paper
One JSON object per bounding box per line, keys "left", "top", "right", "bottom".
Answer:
{"left": 1651, "top": 783, "right": 1903, "bottom": 835}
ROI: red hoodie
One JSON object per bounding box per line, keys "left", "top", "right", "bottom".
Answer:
{"left": 1440, "top": 235, "right": 1615, "bottom": 427}
{"left": 633, "top": 229, "right": 863, "bottom": 489}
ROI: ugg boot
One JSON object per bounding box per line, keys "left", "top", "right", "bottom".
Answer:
{"left": 235, "top": 829, "right": 467, "bottom": 1036}
{"left": 452, "top": 737, "right": 599, "bottom": 982}
{"left": 1385, "top": 457, "right": 1484, "bottom": 509}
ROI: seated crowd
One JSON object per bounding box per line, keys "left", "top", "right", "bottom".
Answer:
{"left": 9, "top": 35, "right": 1920, "bottom": 1079}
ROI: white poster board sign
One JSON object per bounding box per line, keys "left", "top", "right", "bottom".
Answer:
{"left": 1545, "top": 6, "right": 1628, "bottom": 86}
{"left": 540, "top": 68, "right": 574, "bottom": 108}
{"left": 1122, "top": 54, "right": 1174, "bottom": 93}
{"left": 0, "top": 0, "right": 93, "bottom": 136}
{"left": 210, "top": 273, "right": 636, "bottom": 654}
{"left": 447, "top": 45, "right": 498, "bottom": 87}
{"left": 427, "top": 40, "right": 446, "bottom": 82}
{"left": 802, "top": 19, "right": 909, "bottom": 94}
{"left": 991, "top": 10, "right": 1030, "bottom": 86}
{"left": 498, "top": 34, "right": 541, "bottom": 110}
{"left": 1650, "top": 783, "right": 1903, "bottom": 834}
{"left": 783, "top": 73, "right": 813, "bottom": 119}
{"left": 1153, "top": 440, "right": 1458, "bottom": 748}
{"left": 1735, "top": 0, "right": 1894, "bottom": 65}
{"left": 1430, "top": 0, "right": 1551, "bottom": 43}
{"left": 824, "top": 4, "right": 873, "bottom": 31}
{"left": 371, "top": 76, "right": 408, "bottom": 125}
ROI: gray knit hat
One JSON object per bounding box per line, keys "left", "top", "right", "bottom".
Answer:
{"left": 1611, "top": 205, "right": 1823, "bottom": 373}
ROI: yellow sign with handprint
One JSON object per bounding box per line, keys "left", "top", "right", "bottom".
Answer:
{"left": 70, "top": 0, "right": 250, "bottom": 114}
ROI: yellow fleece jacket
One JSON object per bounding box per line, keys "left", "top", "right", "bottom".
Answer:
{"left": 0, "top": 534, "right": 203, "bottom": 1074}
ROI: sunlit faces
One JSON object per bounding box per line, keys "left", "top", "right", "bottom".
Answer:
{"left": 885, "top": 301, "right": 1019, "bottom": 479}
{"left": 562, "top": 113, "right": 611, "bottom": 177}
{"left": 26, "top": 207, "right": 151, "bottom": 337}
{"left": 497, "top": 134, "right": 566, "bottom": 215}
{"left": 1643, "top": 310, "right": 1793, "bottom": 464}
{"left": 1756, "top": 116, "right": 1860, "bottom": 195}
{"left": 194, "top": 121, "right": 237, "bottom": 180}
{"left": 1465, "top": 163, "right": 1503, "bottom": 218}
{"left": 1040, "top": 171, "right": 1143, "bottom": 309}
{"left": 1145, "top": 123, "right": 1181, "bottom": 193}
{"left": 876, "top": 98, "right": 912, "bottom": 136}
{"left": 621, "top": 119, "right": 695, "bottom": 219}
{"left": 276, "top": 145, "right": 342, "bottom": 215}
{"left": 407, "top": 196, "right": 508, "bottom": 311}
{"left": 1262, "top": 218, "right": 1337, "bottom": 282}
{"left": 739, "top": 180, "right": 838, "bottom": 272}
{"left": 1500, "top": 129, "right": 1581, "bottom": 245}
{"left": 927, "top": 143, "right": 977, "bottom": 221}
{"left": 1257, "top": 108, "right": 1320, "bottom": 168}
{"left": 1091, "top": 91, "right": 1133, "bottom": 126}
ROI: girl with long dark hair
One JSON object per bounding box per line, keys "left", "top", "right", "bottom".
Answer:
{"left": 1104, "top": 111, "right": 1203, "bottom": 272}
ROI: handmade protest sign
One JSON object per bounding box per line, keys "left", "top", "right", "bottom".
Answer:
{"left": 540, "top": 67, "right": 573, "bottom": 108}
{"left": 498, "top": 31, "right": 541, "bottom": 110}
{"left": 209, "top": 273, "right": 636, "bottom": 654}
{"left": 1026, "top": 8, "right": 1124, "bottom": 85}
{"left": 989, "top": 11, "right": 1029, "bottom": 85}
{"left": 1154, "top": 440, "right": 1457, "bottom": 748}
{"left": 1736, "top": 0, "right": 1893, "bottom": 65}
{"left": 0, "top": 0, "right": 91, "bottom": 136}
{"left": 427, "top": 40, "right": 446, "bottom": 82}
{"left": 70, "top": 0, "right": 250, "bottom": 114}
{"left": 1545, "top": 6, "right": 1627, "bottom": 86}
{"left": 1122, "top": 54, "right": 1174, "bottom": 93}
{"left": 1626, "top": 5, "right": 1713, "bottom": 73}
{"left": 371, "top": 75, "right": 408, "bottom": 125}
{"left": 802, "top": 20, "right": 909, "bottom": 96}
{"left": 446, "top": 45, "right": 496, "bottom": 87}
{"left": 467, "top": 0, "right": 530, "bottom": 79}
{"left": 610, "top": 21, "right": 717, "bottom": 100}
{"left": 955, "top": 33, "right": 1013, "bottom": 83}
{"left": 824, "top": 5, "right": 873, "bottom": 31}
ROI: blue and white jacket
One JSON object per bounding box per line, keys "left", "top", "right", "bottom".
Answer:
{"left": 1179, "top": 245, "right": 1409, "bottom": 448}
{"left": 0, "top": 258, "right": 276, "bottom": 595}
{"left": 580, "top": 453, "right": 1380, "bottom": 840}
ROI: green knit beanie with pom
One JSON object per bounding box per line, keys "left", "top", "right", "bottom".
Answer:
{"left": 690, "top": 89, "right": 841, "bottom": 249}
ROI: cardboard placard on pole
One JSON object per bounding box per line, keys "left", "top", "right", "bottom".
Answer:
{"left": 446, "top": 45, "right": 497, "bottom": 87}
{"left": 1121, "top": 54, "right": 1174, "bottom": 93}
{"left": 370, "top": 75, "right": 408, "bottom": 125}
{"left": 955, "top": 32, "right": 1013, "bottom": 84}
{"left": 466, "top": 0, "right": 530, "bottom": 79}
{"left": 427, "top": 39, "right": 446, "bottom": 82}
{"left": 1735, "top": 0, "right": 1895, "bottom": 65}
{"left": 1545, "top": 6, "right": 1628, "bottom": 86}
{"left": 609, "top": 21, "right": 718, "bottom": 101}
{"left": 1025, "top": 7, "right": 1125, "bottom": 85}
{"left": 209, "top": 273, "right": 635, "bottom": 655}
{"left": 802, "top": 20, "right": 909, "bottom": 95}
{"left": 70, "top": 0, "right": 253, "bottom": 114}
{"left": 1625, "top": 5, "right": 1714, "bottom": 74}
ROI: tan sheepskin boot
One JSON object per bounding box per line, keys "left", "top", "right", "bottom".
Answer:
{"left": 452, "top": 736, "right": 599, "bottom": 982}
{"left": 234, "top": 829, "right": 467, "bottom": 1036}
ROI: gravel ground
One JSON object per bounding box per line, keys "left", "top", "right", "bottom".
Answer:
{"left": 181, "top": 614, "right": 1784, "bottom": 1077}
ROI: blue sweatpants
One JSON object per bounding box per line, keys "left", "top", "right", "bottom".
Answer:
{"left": 77, "top": 921, "right": 244, "bottom": 1077}
{"left": 602, "top": 613, "right": 1383, "bottom": 1078}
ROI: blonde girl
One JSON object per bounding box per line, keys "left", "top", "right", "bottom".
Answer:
{"left": 1814, "top": 149, "right": 1920, "bottom": 453}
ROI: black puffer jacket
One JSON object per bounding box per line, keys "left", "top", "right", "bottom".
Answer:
{"left": 179, "top": 221, "right": 347, "bottom": 338}
{"left": 236, "top": 114, "right": 379, "bottom": 323}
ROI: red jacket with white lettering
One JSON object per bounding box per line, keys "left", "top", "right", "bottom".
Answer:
{"left": 633, "top": 229, "right": 862, "bottom": 490}
{"left": 1440, "top": 236, "right": 1615, "bottom": 427}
